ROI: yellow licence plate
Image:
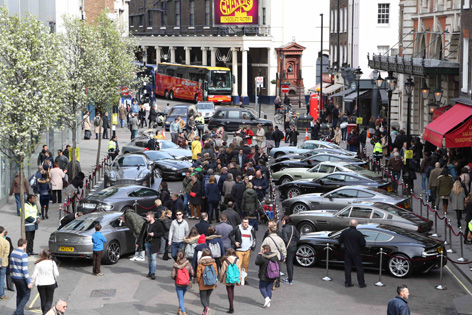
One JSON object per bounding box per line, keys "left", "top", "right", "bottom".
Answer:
{"left": 59, "top": 247, "right": 74, "bottom": 252}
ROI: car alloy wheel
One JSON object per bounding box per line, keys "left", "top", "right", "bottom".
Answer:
{"left": 292, "top": 203, "right": 308, "bottom": 214}
{"left": 287, "top": 187, "right": 301, "bottom": 198}
{"left": 170, "top": 90, "right": 174, "bottom": 100}
{"left": 280, "top": 176, "right": 292, "bottom": 185}
{"left": 103, "top": 240, "right": 121, "bottom": 265}
{"left": 154, "top": 168, "right": 162, "bottom": 178}
{"left": 194, "top": 94, "right": 198, "bottom": 103}
{"left": 164, "top": 90, "right": 169, "bottom": 99}
{"left": 274, "top": 152, "right": 285, "bottom": 159}
{"left": 295, "top": 245, "right": 316, "bottom": 267}
{"left": 298, "top": 222, "right": 316, "bottom": 234}
{"left": 387, "top": 254, "right": 412, "bottom": 278}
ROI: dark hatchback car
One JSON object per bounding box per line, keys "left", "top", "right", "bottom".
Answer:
{"left": 77, "top": 185, "right": 161, "bottom": 215}
{"left": 270, "top": 153, "right": 367, "bottom": 173}
{"left": 141, "top": 150, "right": 192, "bottom": 180}
{"left": 164, "top": 104, "right": 197, "bottom": 131}
{"left": 104, "top": 153, "right": 156, "bottom": 187}
{"left": 208, "top": 107, "right": 272, "bottom": 132}
{"left": 278, "top": 172, "right": 390, "bottom": 200}
{"left": 295, "top": 224, "right": 446, "bottom": 278}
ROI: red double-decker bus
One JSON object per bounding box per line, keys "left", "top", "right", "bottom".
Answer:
{"left": 156, "top": 63, "right": 232, "bottom": 104}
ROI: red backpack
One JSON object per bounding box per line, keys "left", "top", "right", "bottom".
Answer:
{"left": 175, "top": 264, "right": 190, "bottom": 286}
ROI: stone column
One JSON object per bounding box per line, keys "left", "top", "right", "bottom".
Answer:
{"left": 141, "top": 46, "right": 147, "bottom": 63}
{"left": 210, "top": 48, "right": 216, "bottom": 67}
{"left": 184, "top": 47, "right": 191, "bottom": 65}
{"left": 241, "top": 48, "right": 249, "bottom": 105}
{"left": 201, "top": 47, "right": 208, "bottom": 66}
{"left": 155, "top": 46, "right": 160, "bottom": 64}
{"left": 231, "top": 47, "right": 239, "bottom": 104}
{"left": 169, "top": 46, "right": 175, "bottom": 63}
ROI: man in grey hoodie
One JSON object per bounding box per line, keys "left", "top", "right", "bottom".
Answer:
{"left": 168, "top": 210, "right": 190, "bottom": 261}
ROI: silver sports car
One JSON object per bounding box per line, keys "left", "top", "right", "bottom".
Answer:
{"left": 49, "top": 212, "right": 135, "bottom": 264}
{"left": 122, "top": 138, "right": 192, "bottom": 160}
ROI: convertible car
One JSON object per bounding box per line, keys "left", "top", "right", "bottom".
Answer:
{"left": 77, "top": 185, "right": 162, "bottom": 215}
{"left": 122, "top": 138, "right": 192, "bottom": 160}
{"left": 289, "top": 201, "right": 432, "bottom": 234}
{"left": 278, "top": 172, "right": 390, "bottom": 199}
{"left": 282, "top": 185, "right": 410, "bottom": 215}
{"left": 274, "top": 148, "right": 357, "bottom": 163}
{"left": 295, "top": 224, "right": 445, "bottom": 278}
{"left": 49, "top": 212, "right": 135, "bottom": 264}
{"left": 272, "top": 161, "right": 381, "bottom": 185}
{"left": 270, "top": 153, "right": 367, "bottom": 173}
{"left": 104, "top": 153, "right": 155, "bottom": 187}
{"left": 268, "top": 140, "right": 344, "bottom": 158}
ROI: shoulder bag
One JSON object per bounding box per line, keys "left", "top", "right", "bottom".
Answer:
{"left": 52, "top": 260, "right": 58, "bottom": 288}
{"left": 269, "top": 236, "right": 285, "bottom": 261}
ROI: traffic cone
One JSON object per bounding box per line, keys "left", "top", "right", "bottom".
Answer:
{"left": 305, "top": 129, "right": 309, "bottom": 141}
{"left": 282, "top": 129, "right": 285, "bottom": 141}
{"left": 161, "top": 129, "right": 166, "bottom": 139}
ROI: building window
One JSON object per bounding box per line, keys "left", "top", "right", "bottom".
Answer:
{"left": 205, "top": 0, "right": 211, "bottom": 25}
{"left": 377, "top": 45, "right": 389, "bottom": 55}
{"left": 330, "top": 10, "right": 334, "bottom": 32}
{"left": 148, "top": 11, "right": 152, "bottom": 27}
{"left": 378, "top": 3, "right": 390, "bottom": 24}
{"left": 462, "top": 38, "right": 469, "bottom": 93}
{"left": 344, "top": 7, "right": 348, "bottom": 32}
{"left": 190, "top": 0, "right": 195, "bottom": 26}
{"left": 263, "top": 7, "right": 266, "bottom": 25}
{"left": 130, "top": 16, "right": 134, "bottom": 27}
{"left": 139, "top": 15, "right": 143, "bottom": 26}
{"left": 161, "top": 2, "right": 167, "bottom": 26}
{"left": 175, "top": 1, "right": 180, "bottom": 26}
{"left": 340, "top": 8, "right": 343, "bottom": 34}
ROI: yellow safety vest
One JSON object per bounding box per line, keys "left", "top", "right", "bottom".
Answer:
{"left": 373, "top": 142, "right": 382, "bottom": 154}
{"left": 23, "top": 202, "right": 38, "bottom": 218}
{"left": 469, "top": 219, "right": 472, "bottom": 232}
{"left": 108, "top": 140, "right": 117, "bottom": 151}
{"left": 195, "top": 116, "right": 204, "bottom": 125}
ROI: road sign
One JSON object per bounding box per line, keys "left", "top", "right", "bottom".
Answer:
{"left": 281, "top": 85, "right": 290, "bottom": 93}
{"left": 121, "top": 87, "right": 130, "bottom": 96}
{"left": 255, "top": 76, "right": 264, "bottom": 88}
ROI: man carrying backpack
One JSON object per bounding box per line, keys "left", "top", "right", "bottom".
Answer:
{"left": 196, "top": 248, "right": 218, "bottom": 315}
{"left": 171, "top": 251, "right": 194, "bottom": 315}
{"left": 255, "top": 245, "right": 279, "bottom": 308}
{"left": 206, "top": 227, "right": 225, "bottom": 272}
{"left": 229, "top": 218, "right": 256, "bottom": 285}
{"left": 219, "top": 248, "right": 241, "bottom": 314}
{"left": 168, "top": 211, "right": 190, "bottom": 261}
{"left": 281, "top": 216, "right": 300, "bottom": 285}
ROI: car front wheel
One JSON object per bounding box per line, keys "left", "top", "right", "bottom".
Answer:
{"left": 291, "top": 202, "right": 308, "bottom": 214}
{"left": 102, "top": 240, "right": 121, "bottom": 265}
{"left": 298, "top": 221, "right": 316, "bottom": 234}
{"left": 387, "top": 254, "right": 412, "bottom": 278}
{"left": 296, "top": 244, "right": 317, "bottom": 267}
{"left": 279, "top": 176, "right": 292, "bottom": 185}
{"left": 274, "top": 152, "right": 285, "bottom": 159}
{"left": 287, "top": 187, "right": 302, "bottom": 198}
{"left": 154, "top": 168, "right": 163, "bottom": 179}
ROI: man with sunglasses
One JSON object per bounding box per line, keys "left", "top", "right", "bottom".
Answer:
{"left": 168, "top": 211, "right": 189, "bottom": 261}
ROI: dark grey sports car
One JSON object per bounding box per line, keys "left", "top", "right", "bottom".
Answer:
{"left": 289, "top": 201, "right": 432, "bottom": 234}
{"left": 104, "top": 153, "right": 155, "bottom": 187}
{"left": 122, "top": 138, "right": 192, "bottom": 160}
{"left": 77, "top": 185, "right": 161, "bottom": 215}
{"left": 142, "top": 150, "right": 191, "bottom": 180}
{"left": 49, "top": 212, "right": 135, "bottom": 264}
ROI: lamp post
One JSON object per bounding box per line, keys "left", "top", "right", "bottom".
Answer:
{"left": 278, "top": 52, "right": 285, "bottom": 98}
{"left": 377, "top": 71, "right": 397, "bottom": 156}
{"left": 320, "top": 13, "right": 324, "bottom": 112}
{"left": 404, "top": 76, "right": 415, "bottom": 162}
{"left": 353, "top": 66, "right": 363, "bottom": 152}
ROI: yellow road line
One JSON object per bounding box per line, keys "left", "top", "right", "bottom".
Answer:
{"left": 445, "top": 265, "right": 472, "bottom": 296}
{"left": 29, "top": 261, "right": 60, "bottom": 309}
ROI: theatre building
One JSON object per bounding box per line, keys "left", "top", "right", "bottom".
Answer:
{"left": 128, "top": 0, "right": 330, "bottom": 105}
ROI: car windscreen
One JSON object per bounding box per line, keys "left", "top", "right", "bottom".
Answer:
{"left": 91, "top": 187, "right": 119, "bottom": 198}
{"left": 373, "top": 203, "right": 417, "bottom": 219}
{"left": 117, "top": 156, "right": 146, "bottom": 167}
{"left": 144, "top": 151, "right": 174, "bottom": 160}
{"left": 197, "top": 103, "right": 213, "bottom": 109}
{"left": 342, "top": 164, "right": 366, "bottom": 172}
{"left": 169, "top": 107, "right": 187, "bottom": 116}
{"left": 61, "top": 218, "right": 102, "bottom": 232}
{"left": 160, "top": 141, "right": 179, "bottom": 149}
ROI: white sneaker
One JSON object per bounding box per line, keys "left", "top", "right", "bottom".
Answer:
{"left": 280, "top": 272, "right": 286, "bottom": 276}
{"left": 263, "top": 297, "right": 271, "bottom": 308}
{"left": 267, "top": 302, "right": 271, "bottom": 308}
{"left": 129, "top": 256, "right": 137, "bottom": 261}
{"left": 135, "top": 256, "right": 145, "bottom": 262}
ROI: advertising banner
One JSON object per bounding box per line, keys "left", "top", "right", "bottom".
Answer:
{"left": 215, "top": 0, "right": 259, "bottom": 25}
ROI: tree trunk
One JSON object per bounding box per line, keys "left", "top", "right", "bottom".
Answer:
{"left": 96, "top": 117, "right": 102, "bottom": 167}
{"left": 71, "top": 120, "right": 77, "bottom": 182}
{"left": 19, "top": 162, "right": 26, "bottom": 239}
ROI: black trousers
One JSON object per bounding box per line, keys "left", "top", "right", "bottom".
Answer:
{"left": 199, "top": 289, "right": 213, "bottom": 311}
{"left": 25, "top": 230, "right": 35, "bottom": 254}
{"left": 286, "top": 246, "right": 297, "bottom": 282}
{"left": 37, "top": 284, "right": 55, "bottom": 314}
{"left": 344, "top": 252, "right": 365, "bottom": 286}
{"left": 51, "top": 190, "right": 62, "bottom": 204}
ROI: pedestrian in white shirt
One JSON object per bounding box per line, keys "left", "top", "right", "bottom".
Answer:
{"left": 31, "top": 249, "right": 59, "bottom": 315}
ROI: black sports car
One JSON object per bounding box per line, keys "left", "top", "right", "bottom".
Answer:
{"left": 278, "top": 172, "right": 390, "bottom": 200}
{"left": 104, "top": 153, "right": 155, "bottom": 187}
{"left": 77, "top": 185, "right": 162, "bottom": 215}
{"left": 295, "top": 224, "right": 446, "bottom": 278}
{"left": 270, "top": 153, "right": 367, "bottom": 173}
{"left": 141, "top": 150, "right": 192, "bottom": 180}
{"left": 274, "top": 148, "right": 357, "bottom": 163}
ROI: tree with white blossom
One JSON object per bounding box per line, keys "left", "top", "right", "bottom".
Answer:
{"left": 0, "top": 9, "right": 67, "bottom": 238}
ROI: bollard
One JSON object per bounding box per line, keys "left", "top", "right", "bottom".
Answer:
{"left": 447, "top": 219, "right": 455, "bottom": 253}
{"left": 432, "top": 207, "right": 440, "bottom": 237}
{"left": 67, "top": 199, "right": 72, "bottom": 215}
{"left": 426, "top": 202, "right": 429, "bottom": 220}
{"left": 322, "top": 243, "right": 332, "bottom": 281}
{"left": 434, "top": 251, "right": 447, "bottom": 290}
{"left": 457, "top": 228, "right": 469, "bottom": 262}
{"left": 374, "top": 248, "right": 385, "bottom": 287}
{"left": 444, "top": 217, "right": 448, "bottom": 244}
{"left": 419, "top": 194, "right": 423, "bottom": 217}
{"left": 134, "top": 200, "right": 138, "bottom": 213}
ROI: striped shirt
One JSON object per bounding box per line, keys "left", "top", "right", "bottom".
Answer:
{"left": 10, "top": 248, "right": 30, "bottom": 284}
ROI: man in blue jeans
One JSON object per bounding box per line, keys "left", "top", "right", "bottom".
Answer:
{"left": 10, "top": 238, "right": 33, "bottom": 314}
{"left": 168, "top": 211, "right": 189, "bottom": 261}
{"left": 143, "top": 212, "right": 164, "bottom": 280}
{"left": 0, "top": 226, "right": 9, "bottom": 300}
{"left": 9, "top": 174, "right": 29, "bottom": 216}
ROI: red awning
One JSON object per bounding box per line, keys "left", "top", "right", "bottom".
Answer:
{"left": 424, "top": 103, "right": 472, "bottom": 147}
{"left": 432, "top": 105, "right": 452, "bottom": 120}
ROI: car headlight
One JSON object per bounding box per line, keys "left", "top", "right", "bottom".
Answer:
{"left": 97, "top": 204, "right": 113, "bottom": 211}
{"left": 49, "top": 234, "right": 55, "bottom": 242}
{"left": 171, "top": 167, "right": 177, "bottom": 171}
{"left": 165, "top": 121, "right": 170, "bottom": 124}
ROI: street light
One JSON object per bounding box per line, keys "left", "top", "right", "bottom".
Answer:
{"left": 404, "top": 76, "right": 415, "bottom": 188}
{"left": 278, "top": 51, "right": 285, "bottom": 98}
{"left": 434, "top": 88, "right": 443, "bottom": 103}
{"left": 376, "top": 72, "right": 384, "bottom": 88}
{"left": 421, "top": 82, "right": 430, "bottom": 100}
{"left": 378, "top": 71, "right": 397, "bottom": 156}
{"left": 353, "top": 66, "right": 363, "bottom": 153}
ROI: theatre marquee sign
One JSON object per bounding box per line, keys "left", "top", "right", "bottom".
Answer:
{"left": 215, "top": 0, "right": 259, "bottom": 25}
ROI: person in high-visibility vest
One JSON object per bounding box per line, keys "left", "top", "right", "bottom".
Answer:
{"left": 195, "top": 112, "right": 205, "bottom": 138}
{"left": 372, "top": 140, "right": 383, "bottom": 173}
{"left": 108, "top": 135, "right": 119, "bottom": 160}
{"left": 22, "top": 194, "right": 40, "bottom": 255}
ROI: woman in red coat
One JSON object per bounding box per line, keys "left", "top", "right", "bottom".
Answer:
{"left": 245, "top": 126, "right": 254, "bottom": 145}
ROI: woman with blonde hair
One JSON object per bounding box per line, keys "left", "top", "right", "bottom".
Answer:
{"left": 450, "top": 176, "right": 466, "bottom": 228}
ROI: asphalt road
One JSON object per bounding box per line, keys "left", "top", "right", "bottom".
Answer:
{"left": 1, "top": 99, "right": 472, "bottom": 315}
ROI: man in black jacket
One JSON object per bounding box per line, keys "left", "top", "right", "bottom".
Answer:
{"left": 140, "top": 211, "right": 164, "bottom": 279}
{"left": 231, "top": 176, "right": 246, "bottom": 212}
{"left": 102, "top": 112, "right": 110, "bottom": 139}
{"left": 195, "top": 212, "right": 212, "bottom": 236}
{"left": 273, "top": 126, "right": 284, "bottom": 148}
{"left": 281, "top": 216, "right": 300, "bottom": 285}
{"left": 338, "top": 219, "right": 366, "bottom": 288}
{"left": 287, "top": 126, "right": 299, "bottom": 147}
{"left": 221, "top": 202, "right": 242, "bottom": 228}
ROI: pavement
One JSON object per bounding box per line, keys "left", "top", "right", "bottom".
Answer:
{"left": 0, "top": 101, "right": 472, "bottom": 314}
